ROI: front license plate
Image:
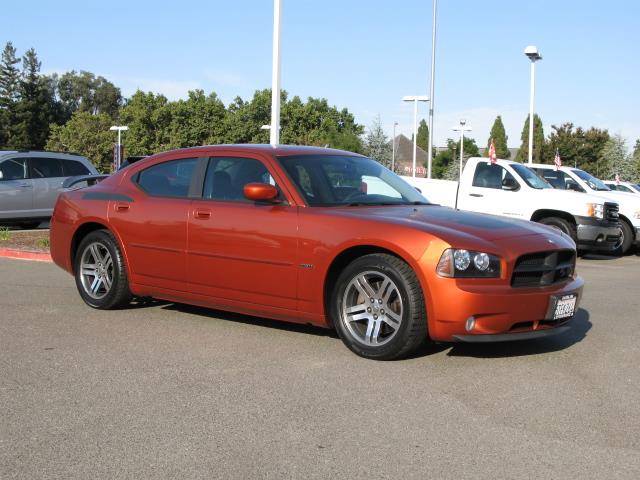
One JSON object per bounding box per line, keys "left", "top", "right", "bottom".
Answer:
{"left": 550, "top": 294, "right": 577, "bottom": 320}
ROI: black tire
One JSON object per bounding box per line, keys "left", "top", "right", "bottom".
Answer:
{"left": 74, "top": 229, "right": 132, "bottom": 309}
{"left": 616, "top": 220, "right": 634, "bottom": 256}
{"left": 538, "top": 217, "right": 577, "bottom": 242}
{"left": 331, "top": 253, "right": 427, "bottom": 360}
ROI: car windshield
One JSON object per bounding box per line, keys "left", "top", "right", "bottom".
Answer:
{"left": 630, "top": 184, "right": 640, "bottom": 193}
{"left": 277, "top": 155, "right": 430, "bottom": 206}
{"left": 511, "top": 164, "right": 551, "bottom": 189}
{"left": 572, "top": 169, "right": 610, "bottom": 191}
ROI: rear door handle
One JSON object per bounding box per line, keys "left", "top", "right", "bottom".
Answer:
{"left": 194, "top": 209, "right": 211, "bottom": 219}
{"left": 115, "top": 203, "right": 130, "bottom": 212}
{"left": 19, "top": 183, "right": 32, "bottom": 189}
{"left": 469, "top": 193, "right": 483, "bottom": 198}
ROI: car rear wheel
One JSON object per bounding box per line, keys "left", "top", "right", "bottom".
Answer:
{"left": 74, "top": 230, "right": 132, "bottom": 309}
{"left": 332, "top": 253, "right": 427, "bottom": 360}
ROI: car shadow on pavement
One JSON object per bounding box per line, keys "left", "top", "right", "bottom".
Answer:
{"left": 160, "top": 302, "right": 340, "bottom": 339}
{"left": 580, "top": 253, "right": 620, "bottom": 261}
{"left": 444, "top": 308, "right": 591, "bottom": 358}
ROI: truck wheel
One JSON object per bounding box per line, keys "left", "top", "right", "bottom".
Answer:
{"left": 616, "top": 220, "right": 633, "bottom": 255}
{"left": 331, "top": 253, "right": 427, "bottom": 360}
{"left": 538, "top": 217, "right": 577, "bottom": 242}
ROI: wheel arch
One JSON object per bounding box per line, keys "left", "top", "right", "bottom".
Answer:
{"left": 530, "top": 209, "right": 576, "bottom": 226}
{"left": 322, "top": 244, "right": 428, "bottom": 329}
{"left": 70, "top": 221, "right": 112, "bottom": 273}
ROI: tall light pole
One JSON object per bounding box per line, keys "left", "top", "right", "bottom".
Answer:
{"left": 452, "top": 119, "right": 472, "bottom": 180}
{"left": 524, "top": 45, "right": 542, "bottom": 165}
{"left": 270, "top": 0, "right": 282, "bottom": 146}
{"left": 109, "top": 125, "right": 128, "bottom": 170}
{"left": 427, "top": 0, "right": 438, "bottom": 178}
{"left": 392, "top": 121, "right": 398, "bottom": 172}
{"left": 402, "top": 95, "right": 429, "bottom": 177}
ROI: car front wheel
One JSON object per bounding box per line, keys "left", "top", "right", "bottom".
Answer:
{"left": 332, "top": 253, "right": 427, "bottom": 360}
{"left": 74, "top": 229, "right": 132, "bottom": 309}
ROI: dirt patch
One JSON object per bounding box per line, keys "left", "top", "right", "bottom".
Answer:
{"left": 0, "top": 230, "right": 50, "bottom": 252}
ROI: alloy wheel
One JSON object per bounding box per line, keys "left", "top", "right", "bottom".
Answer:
{"left": 79, "top": 242, "right": 114, "bottom": 300}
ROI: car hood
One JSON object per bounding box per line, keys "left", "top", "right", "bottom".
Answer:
{"left": 327, "top": 205, "right": 569, "bottom": 245}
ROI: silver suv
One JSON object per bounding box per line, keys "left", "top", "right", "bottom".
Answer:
{"left": 0, "top": 151, "right": 99, "bottom": 228}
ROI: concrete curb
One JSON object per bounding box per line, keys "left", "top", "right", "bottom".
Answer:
{"left": 0, "top": 248, "right": 52, "bottom": 262}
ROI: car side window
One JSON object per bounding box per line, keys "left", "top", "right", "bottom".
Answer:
{"left": 29, "top": 158, "right": 64, "bottom": 179}
{"left": 472, "top": 163, "right": 515, "bottom": 189}
{"left": 136, "top": 158, "right": 198, "bottom": 198}
{"left": 62, "top": 159, "right": 91, "bottom": 176}
{"left": 0, "top": 158, "right": 28, "bottom": 180}
{"left": 535, "top": 169, "right": 584, "bottom": 192}
{"left": 203, "top": 157, "right": 280, "bottom": 202}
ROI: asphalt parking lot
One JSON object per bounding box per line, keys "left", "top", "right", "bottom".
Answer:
{"left": 1, "top": 255, "right": 639, "bottom": 479}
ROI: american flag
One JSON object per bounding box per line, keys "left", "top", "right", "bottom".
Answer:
{"left": 615, "top": 173, "right": 621, "bottom": 185}
{"left": 554, "top": 149, "right": 561, "bottom": 170}
{"left": 488, "top": 139, "right": 497, "bottom": 165}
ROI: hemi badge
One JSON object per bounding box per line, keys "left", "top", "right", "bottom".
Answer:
{"left": 300, "top": 263, "right": 314, "bottom": 269}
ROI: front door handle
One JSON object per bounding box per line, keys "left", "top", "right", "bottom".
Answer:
{"left": 194, "top": 209, "right": 211, "bottom": 219}
{"left": 469, "top": 193, "right": 483, "bottom": 198}
{"left": 19, "top": 183, "right": 32, "bottom": 189}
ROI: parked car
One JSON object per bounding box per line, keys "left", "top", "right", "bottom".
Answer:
{"left": 530, "top": 164, "right": 640, "bottom": 254}
{"left": 50, "top": 145, "right": 583, "bottom": 360}
{"left": 0, "top": 150, "right": 98, "bottom": 228}
{"left": 403, "top": 157, "right": 622, "bottom": 254}
{"left": 603, "top": 180, "right": 640, "bottom": 194}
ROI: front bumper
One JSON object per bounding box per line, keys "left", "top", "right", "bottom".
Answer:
{"left": 426, "top": 276, "right": 584, "bottom": 342}
{"left": 575, "top": 216, "right": 621, "bottom": 252}
{"left": 634, "top": 227, "right": 640, "bottom": 246}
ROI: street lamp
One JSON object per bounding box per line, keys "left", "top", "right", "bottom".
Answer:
{"left": 109, "top": 125, "right": 128, "bottom": 170}
{"left": 452, "top": 119, "right": 472, "bottom": 180}
{"left": 402, "top": 95, "right": 429, "bottom": 177}
{"left": 392, "top": 121, "right": 399, "bottom": 172}
{"left": 524, "top": 45, "right": 542, "bottom": 165}
{"left": 427, "top": 0, "right": 438, "bottom": 179}
{"left": 270, "top": 0, "right": 282, "bottom": 146}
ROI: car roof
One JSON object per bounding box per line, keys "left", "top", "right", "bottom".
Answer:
{"left": 150, "top": 144, "right": 364, "bottom": 159}
{"left": 0, "top": 150, "right": 87, "bottom": 160}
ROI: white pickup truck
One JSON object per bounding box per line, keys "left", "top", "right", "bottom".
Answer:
{"left": 403, "top": 157, "right": 622, "bottom": 253}
{"left": 530, "top": 164, "right": 640, "bottom": 254}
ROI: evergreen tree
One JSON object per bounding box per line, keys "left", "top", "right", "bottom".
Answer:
{"left": 633, "top": 140, "right": 640, "bottom": 183}
{"left": 363, "top": 115, "right": 392, "bottom": 168}
{"left": 600, "top": 134, "right": 635, "bottom": 181}
{"left": 515, "top": 114, "right": 544, "bottom": 163}
{"left": 12, "top": 48, "right": 52, "bottom": 149}
{"left": 0, "top": 42, "right": 21, "bottom": 147}
{"left": 484, "top": 115, "right": 509, "bottom": 158}
{"left": 545, "top": 123, "right": 609, "bottom": 175}
{"left": 416, "top": 119, "right": 428, "bottom": 151}
{"left": 436, "top": 137, "right": 480, "bottom": 181}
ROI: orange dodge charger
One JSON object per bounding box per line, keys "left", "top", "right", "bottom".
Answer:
{"left": 51, "top": 145, "right": 584, "bottom": 359}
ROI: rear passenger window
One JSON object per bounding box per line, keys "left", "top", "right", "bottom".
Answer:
{"left": 30, "top": 158, "right": 64, "bottom": 178}
{"left": 63, "top": 160, "right": 90, "bottom": 176}
{"left": 0, "top": 158, "right": 28, "bottom": 180}
{"left": 136, "top": 158, "right": 198, "bottom": 198}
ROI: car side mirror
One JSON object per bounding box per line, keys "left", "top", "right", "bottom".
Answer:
{"left": 243, "top": 182, "right": 279, "bottom": 202}
{"left": 502, "top": 177, "right": 520, "bottom": 191}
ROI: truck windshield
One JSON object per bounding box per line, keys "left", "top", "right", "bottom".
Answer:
{"left": 572, "top": 169, "right": 610, "bottom": 191}
{"left": 510, "top": 164, "right": 551, "bottom": 189}
{"left": 278, "top": 155, "right": 430, "bottom": 206}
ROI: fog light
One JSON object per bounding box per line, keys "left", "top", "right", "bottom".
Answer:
{"left": 465, "top": 316, "right": 476, "bottom": 332}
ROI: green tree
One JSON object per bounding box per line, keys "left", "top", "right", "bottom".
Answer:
{"left": 46, "top": 111, "right": 115, "bottom": 172}
{"left": 632, "top": 140, "right": 640, "bottom": 183}
{"left": 163, "top": 89, "right": 226, "bottom": 148}
{"left": 545, "top": 123, "right": 609, "bottom": 175}
{"left": 515, "top": 114, "right": 544, "bottom": 163}
{"left": 0, "top": 42, "right": 22, "bottom": 147}
{"left": 484, "top": 115, "right": 509, "bottom": 158}
{"left": 12, "top": 48, "right": 53, "bottom": 149}
{"left": 55, "top": 70, "right": 122, "bottom": 121}
{"left": 118, "top": 90, "right": 171, "bottom": 155}
{"left": 363, "top": 115, "right": 391, "bottom": 168}
{"left": 436, "top": 137, "right": 480, "bottom": 180}
{"left": 416, "top": 119, "right": 428, "bottom": 151}
{"left": 600, "top": 134, "right": 634, "bottom": 182}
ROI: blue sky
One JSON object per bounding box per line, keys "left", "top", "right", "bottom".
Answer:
{"left": 4, "top": 0, "right": 639, "bottom": 149}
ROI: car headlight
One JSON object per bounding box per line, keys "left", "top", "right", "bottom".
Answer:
{"left": 436, "top": 249, "right": 501, "bottom": 278}
{"left": 587, "top": 203, "right": 604, "bottom": 219}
